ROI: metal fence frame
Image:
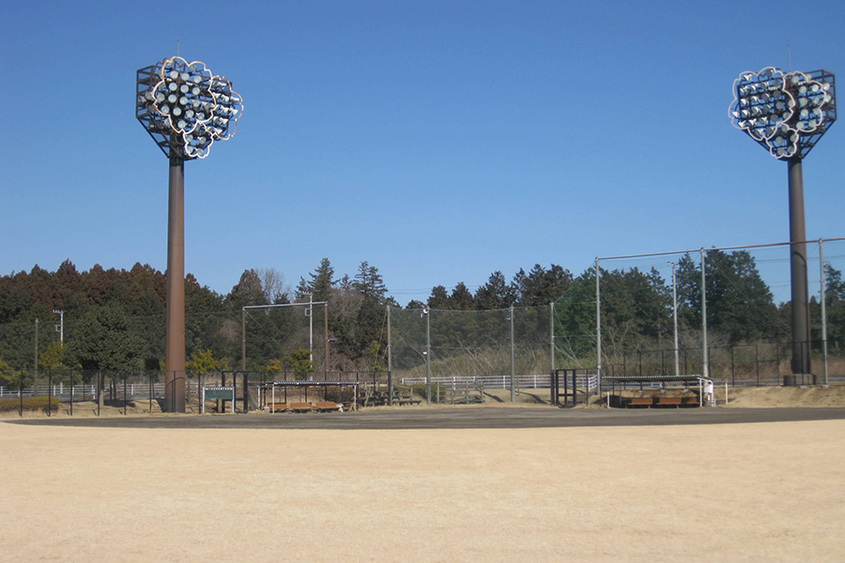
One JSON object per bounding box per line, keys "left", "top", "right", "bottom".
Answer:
{"left": 596, "top": 238, "right": 845, "bottom": 390}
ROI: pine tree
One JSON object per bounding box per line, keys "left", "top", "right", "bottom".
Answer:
{"left": 296, "top": 258, "right": 335, "bottom": 303}
{"left": 352, "top": 261, "right": 387, "bottom": 300}
{"left": 225, "top": 269, "right": 267, "bottom": 310}
{"left": 475, "top": 271, "right": 515, "bottom": 309}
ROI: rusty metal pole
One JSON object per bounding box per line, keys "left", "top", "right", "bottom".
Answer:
{"left": 33, "top": 318, "right": 39, "bottom": 397}
{"left": 788, "top": 158, "right": 811, "bottom": 379}
{"left": 165, "top": 154, "right": 186, "bottom": 412}
{"left": 241, "top": 308, "right": 247, "bottom": 372}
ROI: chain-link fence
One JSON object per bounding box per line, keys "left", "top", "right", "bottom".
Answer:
{"left": 594, "top": 238, "right": 845, "bottom": 386}
{"left": 0, "top": 369, "right": 166, "bottom": 416}
{"left": 0, "top": 368, "right": 385, "bottom": 416}
{"left": 387, "top": 305, "right": 560, "bottom": 401}
{"left": 389, "top": 305, "right": 553, "bottom": 380}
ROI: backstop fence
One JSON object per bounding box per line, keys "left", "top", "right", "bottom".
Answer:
{"left": 591, "top": 238, "right": 845, "bottom": 387}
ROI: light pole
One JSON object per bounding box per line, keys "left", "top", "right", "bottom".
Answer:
{"left": 423, "top": 307, "right": 431, "bottom": 404}
{"left": 730, "top": 67, "right": 836, "bottom": 380}
{"left": 305, "top": 293, "right": 314, "bottom": 365}
{"left": 52, "top": 309, "right": 64, "bottom": 344}
{"left": 136, "top": 56, "right": 243, "bottom": 412}
{"left": 669, "top": 262, "right": 680, "bottom": 377}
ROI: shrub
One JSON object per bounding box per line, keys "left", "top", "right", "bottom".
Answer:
{"left": 0, "top": 396, "right": 60, "bottom": 413}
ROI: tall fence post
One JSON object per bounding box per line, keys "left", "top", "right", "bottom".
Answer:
{"left": 425, "top": 307, "right": 431, "bottom": 405}
{"left": 509, "top": 305, "right": 515, "bottom": 402}
{"left": 387, "top": 304, "right": 393, "bottom": 406}
{"left": 549, "top": 302, "right": 555, "bottom": 377}
{"left": 819, "top": 239, "right": 829, "bottom": 386}
{"left": 596, "top": 257, "right": 602, "bottom": 399}
{"left": 701, "top": 248, "right": 709, "bottom": 379}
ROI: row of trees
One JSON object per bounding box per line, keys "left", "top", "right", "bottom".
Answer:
{"left": 0, "top": 258, "right": 398, "bottom": 382}
{"left": 408, "top": 250, "right": 844, "bottom": 365}
{"left": 1, "top": 251, "right": 844, "bottom": 384}
{"left": 413, "top": 263, "right": 575, "bottom": 311}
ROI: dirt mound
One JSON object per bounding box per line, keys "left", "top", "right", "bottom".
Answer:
{"left": 724, "top": 384, "right": 845, "bottom": 408}
{"left": 0, "top": 399, "right": 164, "bottom": 419}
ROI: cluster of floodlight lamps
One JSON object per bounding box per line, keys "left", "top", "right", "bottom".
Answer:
{"left": 730, "top": 66, "right": 836, "bottom": 160}
{"left": 136, "top": 56, "right": 243, "bottom": 160}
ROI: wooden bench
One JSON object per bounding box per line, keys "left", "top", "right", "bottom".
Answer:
{"left": 269, "top": 403, "right": 287, "bottom": 412}
{"left": 316, "top": 402, "right": 342, "bottom": 412}
{"left": 628, "top": 397, "right": 654, "bottom": 408}
{"left": 682, "top": 396, "right": 701, "bottom": 407}
{"left": 290, "top": 402, "right": 313, "bottom": 412}
{"left": 396, "top": 394, "right": 422, "bottom": 405}
{"left": 657, "top": 397, "right": 683, "bottom": 408}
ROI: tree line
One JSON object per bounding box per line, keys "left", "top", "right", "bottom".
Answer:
{"left": 1, "top": 252, "right": 844, "bottom": 386}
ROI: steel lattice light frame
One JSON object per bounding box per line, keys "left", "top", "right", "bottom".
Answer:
{"left": 729, "top": 66, "right": 836, "bottom": 160}
{"left": 136, "top": 56, "right": 244, "bottom": 160}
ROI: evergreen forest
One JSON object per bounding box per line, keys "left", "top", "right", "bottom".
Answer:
{"left": 1, "top": 253, "right": 844, "bottom": 387}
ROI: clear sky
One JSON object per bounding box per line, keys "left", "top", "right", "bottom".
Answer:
{"left": 2, "top": 0, "right": 844, "bottom": 305}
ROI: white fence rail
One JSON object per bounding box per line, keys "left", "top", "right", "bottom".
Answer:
{"left": 0, "top": 383, "right": 168, "bottom": 400}
{"left": 399, "top": 374, "right": 593, "bottom": 390}
{"left": 400, "top": 374, "right": 599, "bottom": 390}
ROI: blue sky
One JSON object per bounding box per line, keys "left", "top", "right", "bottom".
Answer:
{"left": 2, "top": 0, "right": 844, "bottom": 305}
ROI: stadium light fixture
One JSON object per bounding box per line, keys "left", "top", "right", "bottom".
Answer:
{"left": 730, "top": 67, "right": 836, "bottom": 380}
{"left": 136, "top": 56, "right": 244, "bottom": 412}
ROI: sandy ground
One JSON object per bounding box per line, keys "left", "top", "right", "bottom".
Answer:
{"left": 721, "top": 385, "right": 845, "bottom": 408}
{"left": 1, "top": 418, "right": 843, "bottom": 561}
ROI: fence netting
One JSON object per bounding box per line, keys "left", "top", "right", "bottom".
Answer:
{"left": 595, "top": 239, "right": 845, "bottom": 385}
{"left": 389, "top": 305, "right": 552, "bottom": 387}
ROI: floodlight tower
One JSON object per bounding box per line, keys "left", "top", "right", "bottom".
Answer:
{"left": 136, "top": 56, "right": 243, "bottom": 412}
{"left": 730, "top": 67, "right": 836, "bottom": 379}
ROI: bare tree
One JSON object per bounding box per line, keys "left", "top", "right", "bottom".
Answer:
{"left": 258, "top": 268, "right": 291, "bottom": 304}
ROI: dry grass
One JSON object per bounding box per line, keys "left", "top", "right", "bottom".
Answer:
{"left": 1, "top": 416, "right": 843, "bottom": 561}
{"left": 722, "top": 385, "right": 845, "bottom": 408}
{"left": 2, "top": 384, "right": 845, "bottom": 420}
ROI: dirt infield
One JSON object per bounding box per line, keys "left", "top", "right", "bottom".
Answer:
{"left": 1, "top": 418, "right": 842, "bottom": 561}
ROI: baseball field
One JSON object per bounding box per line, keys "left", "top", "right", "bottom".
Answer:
{"left": 1, "top": 399, "right": 843, "bottom": 561}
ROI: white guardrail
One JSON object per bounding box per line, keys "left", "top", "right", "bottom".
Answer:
{"left": 400, "top": 374, "right": 598, "bottom": 390}
{"left": 0, "top": 383, "right": 169, "bottom": 399}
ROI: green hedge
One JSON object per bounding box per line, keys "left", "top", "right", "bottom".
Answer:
{"left": 0, "top": 396, "right": 60, "bottom": 413}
